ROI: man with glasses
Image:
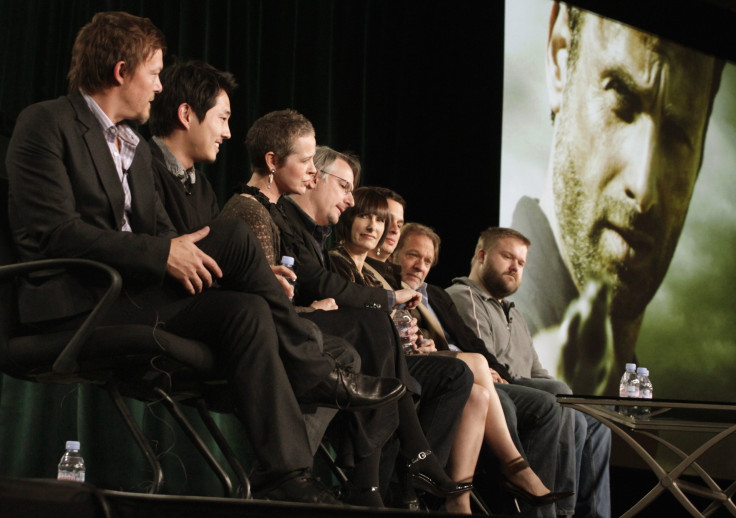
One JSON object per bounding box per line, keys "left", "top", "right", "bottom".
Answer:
{"left": 283, "top": 148, "right": 477, "bottom": 509}
{"left": 323, "top": 169, "right": 354, "bottom": 196}
{"left": 278, "top": 146, "right": 414, "bottom": 309}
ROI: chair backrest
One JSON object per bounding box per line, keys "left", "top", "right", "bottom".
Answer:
{"left": 0, "top": 178, "right": 14, "bottom": 265}
{"left": 0, "top": 179, "right": 244, "bottom": 498}
{"left": 0, "top": 177, "right": 216, "bottom": 382}
{"left": 1, "top": 178, "right": 19, "bottom": 364}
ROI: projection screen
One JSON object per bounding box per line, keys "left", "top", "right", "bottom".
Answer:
{"left": 501, "top": 0, "right": 736, "bottom": 403}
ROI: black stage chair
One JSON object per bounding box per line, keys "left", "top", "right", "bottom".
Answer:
{"left": 0, "top": 179, "right": 249, "bottom": 498}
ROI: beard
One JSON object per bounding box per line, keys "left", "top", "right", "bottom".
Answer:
{"left": 481, "top": 268, "right": 520, "bottom": 300}
{"left": 550, "top": 114, "right": 685, "bottom": 321}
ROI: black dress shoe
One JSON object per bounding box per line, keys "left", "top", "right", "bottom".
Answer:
{"left": 403, "top": 450, "right": 473, "bottom": 497}
{"left": 298, "top": 367, "right": 405, "bottom": 410}
{"left": 253, "top": 469, "right": 340, "bottom": 505}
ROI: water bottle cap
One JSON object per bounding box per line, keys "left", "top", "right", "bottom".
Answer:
{"left": 280, "top": 256, "right": 295, "bottom": 267}
{"left": 392, "top": 309, "right": 412, "bottom": 323}
{"left": 65, "top": 440, "right": 80, "bottom": 450}
{"left": 636, "top": 367, "right": 648, "bottom": 375}
{"left": 625, "top": 363, "right": 637, "bottom": 371}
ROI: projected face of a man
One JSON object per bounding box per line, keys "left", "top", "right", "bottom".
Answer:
{"left": 548, "top": 9, "right": 718, "bottom": 319}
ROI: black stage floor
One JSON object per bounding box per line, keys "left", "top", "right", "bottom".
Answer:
{"left": 3, "top": 470, "right": 735, "bottom": 517}
{"left": 0, "top": 476, "right": 491, "bottom": 518}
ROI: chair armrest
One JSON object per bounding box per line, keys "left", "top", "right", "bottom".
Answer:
{"left": 0, "top": 258, "right": 122, "bottom": 375}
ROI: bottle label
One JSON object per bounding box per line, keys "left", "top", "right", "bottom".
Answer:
{"left": 641, "top": 388, "right": 652, "bottom": 399}
{"left": 626, "top": 385, "right": 639, "bottom": 397}
{"left": 58, "top": 471, "right": 85, "bottom": 482}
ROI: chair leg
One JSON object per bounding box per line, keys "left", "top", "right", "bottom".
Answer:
{"left": 106, "top": 380, "right": 164, "bottom": 493}
{"left": 194, "top": 398, "right": 251, "bottom": 499}
{"left": 153, "top": 387, "right": 234, "bottom": 497}
{"left": 317, "top": 441, "right": 350, "bottom": 487}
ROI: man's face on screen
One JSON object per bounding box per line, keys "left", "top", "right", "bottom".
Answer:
{"left": 550, "top": 14, "right": 717, "bottom": 319}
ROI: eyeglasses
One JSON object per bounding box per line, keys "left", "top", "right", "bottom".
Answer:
{"left": 320, "top": 170, "right": 354, "bottom": 195}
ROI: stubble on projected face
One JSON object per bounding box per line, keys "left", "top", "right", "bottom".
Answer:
{"left": 545, "top": 4, "right": 720, "bottom": 322}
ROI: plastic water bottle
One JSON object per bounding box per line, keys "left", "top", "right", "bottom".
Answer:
{"left": 637, "top": 367, "right": 653, "bottom": 418}
{"left": 57, "top": 441, "right": 85, "bottom": 482}
{"left": 619, "top": 363, "right": 640, "bottom": 398}
{"left": 392, "top": 309, "right": 414, "bottom": 353}
{"left": 618, "top": 363, "right": 639, "bottom": 416}
{"left": 280, "top": 256, "right": 296, "bottom": 301}
{"left": 637, "top": 367, "right": 653, "bottom": 399}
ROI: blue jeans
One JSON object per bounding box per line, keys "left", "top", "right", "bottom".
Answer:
{"left": 576, "top": 413, "right": 611, "bottom": 518}
{"left": 513, "top": 377, "right": 611, "bottom": 518}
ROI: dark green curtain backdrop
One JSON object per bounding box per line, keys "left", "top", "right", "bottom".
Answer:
{"left": 0, "top": 0, "right": 504, "bottom": 495}
{"left": 0, "top": 0, "right": 504, "bottom": 286}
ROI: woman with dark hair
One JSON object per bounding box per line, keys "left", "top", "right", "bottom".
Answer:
{"left": 330, "top": 188, "right": 483, "bottom": 513}
{"left": 330, "top": 188, "right": 392, "bottom": 286}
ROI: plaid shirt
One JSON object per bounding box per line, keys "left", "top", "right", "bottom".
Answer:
{"left": 82, "top": 92, "right": 138, "bottom": 231}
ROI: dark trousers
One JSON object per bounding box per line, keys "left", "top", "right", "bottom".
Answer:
{"left": 303, "top": 335, "right": 360, "bottom": 454}
{"left": 378, "top": 355, "right": 474, "bottom": 498}
{"left": 406, "top": 354, "right": 474, "bottom": 466}
{"left": 196, "top": 219, "right": 336, "bottom": 395}
{"left": 115, "top": 219, "right": 343, "bottom": 481}
{"left": 303, "top": 308, "right": 405, "bottom": 461}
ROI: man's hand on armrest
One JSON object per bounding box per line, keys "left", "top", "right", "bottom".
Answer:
{"left": 166, "top": 226, "right": 223, "bottom": 295}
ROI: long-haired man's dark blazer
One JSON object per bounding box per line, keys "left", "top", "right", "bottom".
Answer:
{"left": 6, "top": 92, "right": 176, "bottom": 323}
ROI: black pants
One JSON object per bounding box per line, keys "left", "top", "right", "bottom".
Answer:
{"left": 117, "top": 219, "right": 346, "bottom": 480}
{"left": 377, "top": 354, "right": 474, "bottom": 497}
{"left": 406, "top": 354, "right": 474, "bottom": 466}
{"left": 303, "top": 308, "right": 407, "bottom": 462}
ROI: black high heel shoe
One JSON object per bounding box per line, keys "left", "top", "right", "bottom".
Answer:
{"left": 402, "top": 450, "right": 473, "bottom": 497}
{"left": 501, "top": 457, "right": 574, "bottom": 506}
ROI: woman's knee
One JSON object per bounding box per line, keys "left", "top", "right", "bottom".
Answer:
{"left": 468, "top": 384, "right": 492, "bottom": 412}
{"left": 458, "top": 353, "right": 493, "bottom": 386}
{"left": 460, "top": 353, "right": 488, "bottom": 372}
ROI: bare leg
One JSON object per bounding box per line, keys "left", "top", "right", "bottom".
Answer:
{"left": 457, "top": 352, "right": 551, "bottom": 497}
{"left": 444, "top": 384, "right": 489, "bottom": 514}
